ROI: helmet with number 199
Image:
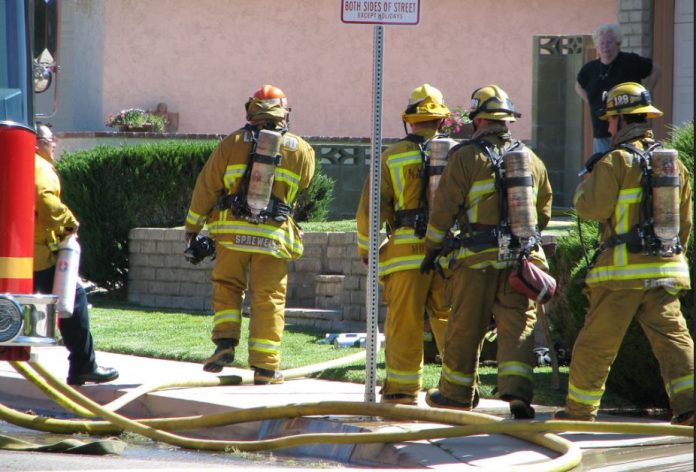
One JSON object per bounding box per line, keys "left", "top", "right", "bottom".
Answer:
{"left": 599, "top": 82, "right": 663, "bottom": 120}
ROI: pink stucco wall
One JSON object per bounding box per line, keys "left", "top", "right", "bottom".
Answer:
{"left": 101, "top": 1, "right": 615, "bottom": 141}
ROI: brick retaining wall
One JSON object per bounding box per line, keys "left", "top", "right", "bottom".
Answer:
{"left": 128, "top": 228, "right": 386, "bottom": 332}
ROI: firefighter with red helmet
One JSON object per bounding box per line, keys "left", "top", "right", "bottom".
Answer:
{"left": 34, "top": 124, "right": 119, "bottom": 386}
{"left": 556, "top": 82, "right": 693, "bottom": 424}
{"left": 420, "top": 85, "right": 552, "bottom": 419}
{"left": 355, "top": 84, "right": 452, "bottom": 405}
{"left": 185, "top": 85, "right": 315, "bottom": 384}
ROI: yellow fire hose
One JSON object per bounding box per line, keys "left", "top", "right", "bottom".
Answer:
{"left": 0, "top": 354, "right": 692, "bottom": 472}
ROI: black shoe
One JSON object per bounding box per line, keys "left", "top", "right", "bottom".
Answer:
{"left": 509, "top": 398, "right": 535, "bottom": 419}
{"left": 671, "top": 411, "right": 694, "bottom": 426}
{"left": 425, "top": 389, "right": 479, "bottom": 411}
{"left": 203, "top": 338, "right": 237, "bottom": 373}
{"left": 253, "top": 367, "right": 284, "bottom": 385}
{"left": 67, "top": 366, "right": 119, "bottom": 386}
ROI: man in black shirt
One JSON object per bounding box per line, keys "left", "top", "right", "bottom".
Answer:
{"left": 575, "top": 23, "right": 661, "bottom": 154}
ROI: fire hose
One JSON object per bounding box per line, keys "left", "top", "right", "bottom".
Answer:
{"left": 0, "top": 352, "right": 691, "bottom": 471}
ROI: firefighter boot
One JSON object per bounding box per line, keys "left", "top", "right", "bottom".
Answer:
{"left": 203, "top": 338, "right": 237, "bottom": 373}
{"left": 552, "top": 409, "right": 595, "bottom": 421}
{"left": 509, "top": 397, "right": 535, "bottom": 420}
{"left": 381, "top": 393, "right": 418, "bottom": 405}
{"left": 253, "top": 366, "right": 284, "bottom": 385}
{"left": 425, "top": 388, "right": 480, "bottom": 411}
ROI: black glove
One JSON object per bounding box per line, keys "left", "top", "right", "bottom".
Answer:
{"left": 184, "top": 234, "right": 216, "bottom": 265}
{"left": 419, "top": 249, "right": 439, "bottom": 275}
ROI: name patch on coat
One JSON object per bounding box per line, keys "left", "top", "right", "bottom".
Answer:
{"left": 234, "top": 234, "right": 276, "bottom": 249}
{"left": 283, "top": 136, "right": 298, "bottom": 150}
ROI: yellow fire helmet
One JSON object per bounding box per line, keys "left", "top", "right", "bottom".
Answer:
{"left": 599, "top": 82, "right": 663, "bottom": 120}
{"left": 402, "top": 84, "right": 451, "bottom": 124}
{"left": 245, "top": 85, "right": 291, "bottom": 124}
{"left": 468, "top": 85, "right": 521, "bottom": 122}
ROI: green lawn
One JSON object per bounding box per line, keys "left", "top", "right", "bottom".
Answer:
{"left": 88, "top": 299, "right": 631, "bottom": 409}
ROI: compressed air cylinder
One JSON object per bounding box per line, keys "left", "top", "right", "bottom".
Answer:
{"left": 53, "top": 233, "right": 81, "bottom": 318}
{"left": 503, "top": 149, "right": 537, "bottom": 239}
{"left": 651, "top": 149, "right": 680, "bottom": 256}
{"left": 426, "top": 138, "right": 457, "bottom": 211}
{"left": 247, "top": 129, "right": 283, "bottom": 220}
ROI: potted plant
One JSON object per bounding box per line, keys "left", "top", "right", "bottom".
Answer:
{"left": 106, "top": 108, "right": 167, "bottom": 132}
{"left": 441, "top": 106, "right": 473, "bottom": 139}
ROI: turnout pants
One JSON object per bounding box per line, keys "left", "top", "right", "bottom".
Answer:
{"left": 440, "top": 265, "right": 537, "bottom": 404}
{"left": 566, "top": 287, "right": 694, "bottom": 419}
{"left": 381, "top": 269, "right": 450, "bottom": 397}
{"left": 211, "top": 245, "right": 288, "bottom": 371}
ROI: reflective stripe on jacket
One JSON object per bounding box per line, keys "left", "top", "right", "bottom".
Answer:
{"left": 185, "top": 127, "right": 315, "bottom": 260}
{"left": 356, "top": 133, "right": 431, "bottom": 277}
{"left": 574, "top": 132, "right": 692, "bottom": 290}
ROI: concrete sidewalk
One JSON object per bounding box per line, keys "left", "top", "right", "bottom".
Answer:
{"left": 0, "top": 347, "right": 692, "bottom": 470}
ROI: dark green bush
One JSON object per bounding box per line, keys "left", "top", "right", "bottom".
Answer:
{"left": 57, "top": 140, "right": 333, "bottom": 290}
{"left": 294, "top": 169, "right": 334, "bottom": 222}
{"left": 546, "top": 217, "right": 598, "bottom": 351}
{"left": 548, "top": 121, "right": 695, "bottom": 408}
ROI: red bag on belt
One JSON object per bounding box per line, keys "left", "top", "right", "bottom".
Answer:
{"left": 508, "top": 257, "right": 557, "bottom": 304}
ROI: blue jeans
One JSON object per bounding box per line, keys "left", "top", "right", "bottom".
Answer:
{"left": 592, "top": 138, "right": 612, "bottom": 154}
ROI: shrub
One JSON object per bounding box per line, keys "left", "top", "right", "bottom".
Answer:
{"left": 57, "top": 140, "right": 334, "bottom": 290}
{"left": 57, "top": 141, "right": 214, "bottom": 290}
{"left": 294, "top": 169, "right": 334, "bottom": 222}
{"left": 546, "top": 216, "right": 598, "bottom": 351}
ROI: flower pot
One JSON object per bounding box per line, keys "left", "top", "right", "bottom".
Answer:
{"left": 117, "top": 123, "right": 154, "bottom": 132}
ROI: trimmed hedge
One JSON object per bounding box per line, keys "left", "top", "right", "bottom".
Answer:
{"left": 57, "top": 140, "right": 334, "bottom": 290}
{"left": 547, "top": 121, "right": 694, "bottom": 408}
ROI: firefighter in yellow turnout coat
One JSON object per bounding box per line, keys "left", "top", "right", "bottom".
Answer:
{"left": 422, "top": 85, "right": 552, "bottom": 419}
{"left": 559, "top": 82, "right": 693, "bottom": 425}
{"left": 356, "top": 84, "right": 451, "bottom": 404}
{"left": 185, "top": 85, "right": 315, "bottom": 384}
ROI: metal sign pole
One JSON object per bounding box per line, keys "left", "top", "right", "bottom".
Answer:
{"left": 364, "top": 24, "right": 384, "bottom": 403}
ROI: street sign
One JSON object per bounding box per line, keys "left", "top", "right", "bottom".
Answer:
{"left": 341, "top": 0, "right": 420, "bottom": 25}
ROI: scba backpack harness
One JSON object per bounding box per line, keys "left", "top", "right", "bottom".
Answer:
{"left": 392, "top": 133, "right": 456, "bottom": 238}
{"left": 601, "top": 142, "right": 683, "bottom": 258}
{"left": 436, "top": 138, "right": 556, "bottom": 303}
{"left": 220, "top": 124, "right": 293, "bottom": 224}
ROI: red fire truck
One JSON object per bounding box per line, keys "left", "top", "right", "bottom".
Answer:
{"left": 0, "top": 0, "right": 59, "bottom": 360}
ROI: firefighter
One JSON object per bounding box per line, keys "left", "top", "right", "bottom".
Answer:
{"left": 556, "top": 82, "right": 693, "bottom": 424}
{"left": 356, "top": 84, "right": 452, "bottom": 405}
{"left": 420, "top": 85, "right": 552, "bottom": 419}
{"left": 34, "top": 124, "right": 119, "bottom": 386}
{"left": 185, "top": 85, "right": 315, "bottom": 384}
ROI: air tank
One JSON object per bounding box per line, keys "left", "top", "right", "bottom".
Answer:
{"left": 651, "top": 149, "right": 681, "bottom": 256}
{"left": 503, "top": 149, "right": 537, "bottom": 240}
{"left": 426, "top": 137, "right": 457, "bottom": 211}
{"left": 247, "top": 129, "right": 283, "bottom": 222}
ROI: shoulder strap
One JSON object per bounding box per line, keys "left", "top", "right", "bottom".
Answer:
{"left": 402, "top": 134, "right": 430, "bottom": 236}
{"left": 473, "top": 138, "right": 524, "bottom": 229}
